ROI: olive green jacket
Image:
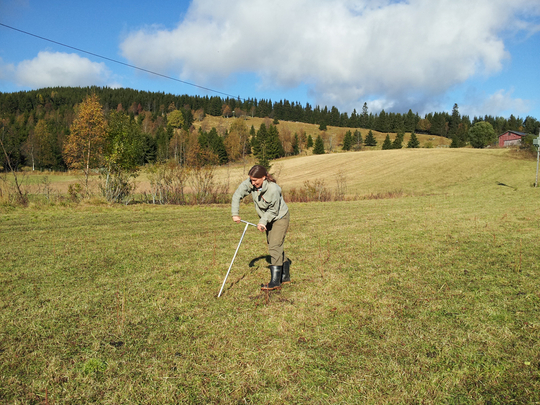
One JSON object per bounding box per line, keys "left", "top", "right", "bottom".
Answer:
{"left": 231, "top": 179, "right": 289, "bottom": 226}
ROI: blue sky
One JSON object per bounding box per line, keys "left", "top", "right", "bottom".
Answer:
{"left": 1, "top": 0, "right": 540, "bottom": 121}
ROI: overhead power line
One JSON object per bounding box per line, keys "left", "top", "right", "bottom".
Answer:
{"left": 0, "top": 22, "right": 243, "bottom": 101}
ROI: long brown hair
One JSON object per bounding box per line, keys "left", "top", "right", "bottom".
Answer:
{"left": 248, "top": 165, "right": 276, "bottom": 183}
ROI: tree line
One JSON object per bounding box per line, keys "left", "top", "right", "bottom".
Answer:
{"left": 1, "top": 86, "right": 540, "bottom": 173}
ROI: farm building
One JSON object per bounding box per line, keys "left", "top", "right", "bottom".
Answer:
{"left": 498, "top": 130, "right": 528, "bottom": 147}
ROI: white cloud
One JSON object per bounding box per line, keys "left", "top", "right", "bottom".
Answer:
{"left": 120, "top": 0, "right": 540, "bottom": 113}
{"left": 13, "top": 51, "right": 113, "bottom": 88}
{"left": 461, "top": 88, "right": 531, "bottom": 118}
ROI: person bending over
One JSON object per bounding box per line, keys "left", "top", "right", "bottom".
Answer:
{"left": 231, "top": 165, "right": 291, "bottom": 290}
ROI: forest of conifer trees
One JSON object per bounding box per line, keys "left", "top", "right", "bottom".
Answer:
{"left": 1, "top": 86, "right": 539, "bottom": 171}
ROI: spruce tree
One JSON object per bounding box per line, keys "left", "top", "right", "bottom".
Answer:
{"left": 375, "top": 110, "right": 388, "bottom": 132}
{"left": 448, "top": 103, "right": 460, "bottom": 138}
{"left": 252, "top": 123, "right": 267, "bottom": 160}
{"left": 292, "top": 133, "right": 299, "bottom": 155}
{"left": 342, "top": 130, "right": 352, "bottom": 151}
{"left": 250, "top": 123, "right": 284, "bottom": 165}
{"left": 404, "top": 109, "right": 416, "bottom": 132}
{"left": 382, "top": 134, "right": 392, "bottom": 150}
{"left": 392, "top": 132, "right": 404, "bottom": 149}
{"left": 360, "top": 102, "right": 369, "bottom": 128}
{"left": 258, "top": 154, "right": 271, "bottom": 169}
{"left": 364, "top": 130, "right": 377, "bottom": 147}
{"left": 250, "top": 125, "right": 260, "bottom": 156}
{"left": 393, "top": 114, "right": 405, "bottom": 133}
{"left": 252, "top": 125, "right": 269, "bottom": 167}
{"left": 142, "top": 133, "right": 157, "bottom": 164}
{"left": 407, "top": 132, "right": 420, "bottom": 148}
{"left": 155, "top": 126, "right": 169, "bottom": 161}
{"left": 266, "top": 124, "right": 285, "bottom": 159}
{"left": 199, "top": 127, "right": 228, "bottom": 164}
{"left": 313, "top": 135, "right": 325, "bottom": 154}
{"left": 319, "top": 122, "right": 327, "bottom": 131}
{"left": 214, "top": 135, "right": 228, "bottom": 164}
{"left": 307, "top": 135, "right": 314, "bottom": 148}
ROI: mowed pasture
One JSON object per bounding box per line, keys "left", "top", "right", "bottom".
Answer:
{"left": 1, "top": 148, "right": 540, "bottom": 404}
{"left": 10, "top": 147, "right": 524, "bottom": 200}
{"left": 213, "top": 147, "right": 530, "bottom": 197}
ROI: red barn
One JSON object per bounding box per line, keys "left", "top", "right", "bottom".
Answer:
{"left": 498, "top": 130, "right": 528, "bottom": 147}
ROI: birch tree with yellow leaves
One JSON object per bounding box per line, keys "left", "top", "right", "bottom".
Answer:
{"left": 63, "top": 94, "right": 107, "bottom": 196}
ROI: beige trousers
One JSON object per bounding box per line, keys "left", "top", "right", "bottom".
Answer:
{"left": 265, "top": 211, "right": 290, "bottom": 266}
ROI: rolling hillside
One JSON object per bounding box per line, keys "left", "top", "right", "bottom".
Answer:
{"left": 213, "top": 147, "right": 537, "bottom": 198}
{"left": 193, "top": 115, "right": 452, "bottom": 151}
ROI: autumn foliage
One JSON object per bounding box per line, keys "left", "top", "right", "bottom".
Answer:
{"left": 63, "top": 94, "right": 107, "bottom": 194}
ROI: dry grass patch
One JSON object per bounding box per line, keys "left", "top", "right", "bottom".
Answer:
{"left": 211, "top": 147, "right": 536, "bottom": 198}
{"left": 3, "top": 147, "right": 536, "bottom": 209}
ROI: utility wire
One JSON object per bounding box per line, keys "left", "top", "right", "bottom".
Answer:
{"left": 0, "top": 22, "right": 243, "bottom": 101}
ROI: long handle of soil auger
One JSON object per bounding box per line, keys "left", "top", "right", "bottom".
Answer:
{"left": 218, "top": 220, "right": 257, "bottom": 298}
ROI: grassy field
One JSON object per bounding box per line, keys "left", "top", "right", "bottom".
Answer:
{"left": 8, "top": 147, "right": 530, "bottom": 202}
{"left": 1, "top": 148, "right": 540, "bottom": 403}
{"left": 214, "top": 147, "right": 535, "bottom": 197}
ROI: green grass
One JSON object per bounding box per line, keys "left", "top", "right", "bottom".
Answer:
{"left": 1, "top": 150, "right": 540, "bottom": 403}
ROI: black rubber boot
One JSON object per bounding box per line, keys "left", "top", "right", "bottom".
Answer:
{"left": 261, "top": 265, "right": 282, "bottom": 290}
{"left": 281, "top": 259, "right": 291, "bottom": 284}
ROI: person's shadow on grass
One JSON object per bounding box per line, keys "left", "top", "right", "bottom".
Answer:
{"left": 249, "top": 255, "right": 271, "bottom": 268}
{"left": 222, "top": 255, "right": 270, "bottom": 295}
